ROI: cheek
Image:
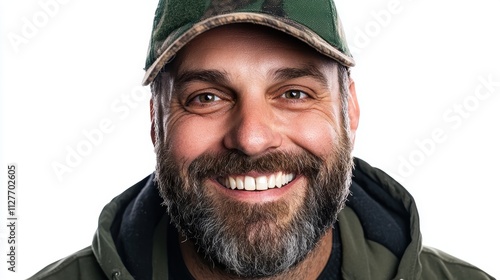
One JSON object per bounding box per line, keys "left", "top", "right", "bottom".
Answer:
{"left": 165, "top": 114, "right": 226, "bottom": 163}
{"left": 284, "top": 108, "right": 343, "bottom": 157}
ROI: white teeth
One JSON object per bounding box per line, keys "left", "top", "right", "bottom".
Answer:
{"left": 236, "top": 177, "right": 244, "bottom": 190}
{"left": 244, "top": 176, "right": 256, "bottom": 191}
{"left": 229, "top": 177, "right": 236, "bottom": 190}
{"left": 221, "top": 172, "right": 295, "bottom": 191}
{"left": 268, "top": 174, "right": 276, "bottom": 189}
{"left": 256, "top": 176, "right": 267, "bottom": 190}
{"left": 276, "top": 172, "right": 282, "bottom": 188}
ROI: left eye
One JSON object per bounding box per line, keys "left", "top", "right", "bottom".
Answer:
{"left": 282, "top": 90, "right": 308, "bottom": 99}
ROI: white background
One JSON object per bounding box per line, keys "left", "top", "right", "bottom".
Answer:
{"left": 1, "top": 0, "right": 499, "bottom": 279}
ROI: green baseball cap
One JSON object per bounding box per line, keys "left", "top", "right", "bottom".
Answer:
{"left": 143, "top": 0, "right": 355, "bottom": 85}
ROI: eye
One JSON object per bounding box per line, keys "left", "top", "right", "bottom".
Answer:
{"left": 189, "top": 93, "right": 221, "bottom": 105}
{"left": 282, "top": 90, "right": 309, "bottom": 99}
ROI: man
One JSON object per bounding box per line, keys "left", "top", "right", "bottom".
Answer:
{"left": 30, "top": 0, "right": 494, "bottom": 279}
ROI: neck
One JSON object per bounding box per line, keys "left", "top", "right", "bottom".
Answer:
{"left": 179, "top": 228, "right": 333, "bottom": 280}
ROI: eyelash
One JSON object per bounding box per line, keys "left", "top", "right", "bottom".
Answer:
{"left": 189, "top": 93, "right": 221, "bottom": 104}
{"left": 182, "top": 86, "right": 313, "bottom": 109}
{"left": 281, "top": 89, "right": 309, "bottom": 100}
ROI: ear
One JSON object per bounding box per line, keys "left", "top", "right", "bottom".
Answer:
{"left": 347, "top": 79, "right": 360, "bottom": 146}
{"left": 150, "top": 98, "right": 156, "bottom": 146}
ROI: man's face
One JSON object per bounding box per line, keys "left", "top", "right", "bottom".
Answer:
{"left": 154, "top": 24, "right": 358, "bottom": 277}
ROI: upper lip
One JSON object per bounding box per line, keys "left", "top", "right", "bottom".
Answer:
{"left": 219, "top": 172, "right": 296, "bottom": 191}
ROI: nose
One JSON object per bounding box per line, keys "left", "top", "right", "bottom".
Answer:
{"left": 223, "top": 98, "right": 282, "bottom": 156}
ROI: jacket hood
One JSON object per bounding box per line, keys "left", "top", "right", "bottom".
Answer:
{"left": 343, "top": 158, "right": 423, "bottom": 279}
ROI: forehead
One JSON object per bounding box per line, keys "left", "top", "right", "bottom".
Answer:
{"left": 173, "top": 23, "right": 337, "bottom": 70}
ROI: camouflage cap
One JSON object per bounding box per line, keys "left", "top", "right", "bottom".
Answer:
{"left": 143, "top": 0, "right": 355, "bottom": 85}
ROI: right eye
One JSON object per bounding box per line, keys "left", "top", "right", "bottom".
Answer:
{"left": 189, "top": 93, "right": 221, "bottom": 105}
{"left": 182, "top": 90, "right": 233, "bottom": 115}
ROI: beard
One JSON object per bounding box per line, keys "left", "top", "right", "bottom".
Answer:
{"left": 155, "top": 134, "right": 353, "bottom": 278}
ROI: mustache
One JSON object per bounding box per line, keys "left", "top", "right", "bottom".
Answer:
{"left": 186, "top": 150, "right": 325, "bottom": 179}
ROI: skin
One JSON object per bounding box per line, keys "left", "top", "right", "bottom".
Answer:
{"left": 150, "top": 24, "right": 360, "bottom": 279}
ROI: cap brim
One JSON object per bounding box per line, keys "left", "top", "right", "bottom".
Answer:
{"left": 142, "top": 12, "right": 355, "bottom": 86}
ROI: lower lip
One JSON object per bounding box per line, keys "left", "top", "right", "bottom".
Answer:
{"left": 210, "top": 176, "right": 304, "bottom": 204}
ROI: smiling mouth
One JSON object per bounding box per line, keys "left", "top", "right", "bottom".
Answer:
{"left": 218, "top": 172, "right": 296, "bottom": 191}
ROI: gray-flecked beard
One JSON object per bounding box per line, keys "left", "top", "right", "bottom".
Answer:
{"left": 155, "top": 138, "right": 353, "bottom": 278}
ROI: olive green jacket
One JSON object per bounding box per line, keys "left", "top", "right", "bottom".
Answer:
{"left": 29, "top": 159, "right": 495, "bottom": 280}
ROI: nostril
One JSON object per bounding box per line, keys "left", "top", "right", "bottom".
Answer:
{"left": 222, "top": 102, "right": 282, "bottom": 156}
{"left": 224, "top": 128, "right": 282, "bottom": 156}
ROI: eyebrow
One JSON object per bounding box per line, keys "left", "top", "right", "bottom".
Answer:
{"left": 272, "top": 64, "right": 330, "bottom": 88}
{"left": 173, "top": 64, "right": 330, "bottom": 91}
{"left": 174, "top": 69, "right": 230, "bottom": 91}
